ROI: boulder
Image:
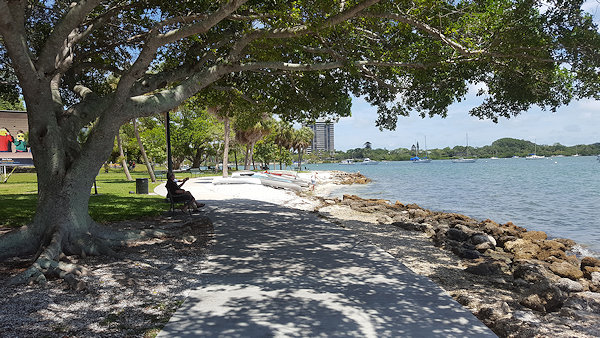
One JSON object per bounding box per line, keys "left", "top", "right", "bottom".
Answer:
{"left": 477, "top": 302, "right": 512, "bottom": 321}
{"left": 499, "top": 221, "right": 527, "bottom": 236}
{"left": 562, "top": 291, "right": 600, "bottom": 314}
{"left": 408, "top": 208, "right": 431, "bottom": 218}
{"left": 592, "top": 272, "right": 600, "bottom": 285}
{"left": 539, "top": 240, "right": 567, "bottom": 252}
{"left": 553, "top": 238, "right": 577, "bottom": 250}
{"left": 391, "top": 221, "right": 421, "bottom": 232}
{"left": 497, "top": 236, "right": 517, "bottom": 248}
{"left": 484, "top": 249, "right": 514, "bottom": 264}
{"left": 504, "top": 239, "right": 541, "bottom": 260}
{"left": 519, "top": 230, "right": 548, "bottom": 241}
{"left": 471, "top": 233, "right": 497, "bottom": 246}
{"left": 555, "top": 278, "right": 584, "bottom": 293}
{"left": 513, "top": 260, "right": 560, "bottom": 283}
{"left": 475, "top": 242, "right": 495, "bottom": 253}
{"left": 536, "top": 250, "right": 567, "bottom": 262}
{"left": 549, "top": 261, "right": 584, "bottom": 280}
{"left": 582, "top": 266, "right": 600, "bottom": 280}
{"left": 464, "top": 259, "right": 509, "bottom": 276}
{"left": 519, "top": 280, "right": 566, "bottom": 313}
{"left": 581, "top": 256, "right": 600, "bottom": 269}
{"left": 446, "top": 228, "right": 470, "bottom": 242}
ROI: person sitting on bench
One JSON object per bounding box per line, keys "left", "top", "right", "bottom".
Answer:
{"left": 165, "top": 172, "right": 205, "bottom": 213}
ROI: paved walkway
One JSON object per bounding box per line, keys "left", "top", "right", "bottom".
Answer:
{"left": 155, "top": 178, "right": 496, "bottom": 337}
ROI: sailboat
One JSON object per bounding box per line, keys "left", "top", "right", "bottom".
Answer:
{"left": 411, "top": 136, "right": 432, "bottom": 163}
{"left": 452, "top": 134, "right": 477, "bottom": 163}
{"left": 526, "top": 138, "right": 545, "bottom": 160}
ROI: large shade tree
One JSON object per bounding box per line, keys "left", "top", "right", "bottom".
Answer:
{"left": 1, "top": 0, "right": 600, "bottom": 284}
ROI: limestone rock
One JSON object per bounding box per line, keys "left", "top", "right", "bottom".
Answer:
{"left": 583, "top": 266, "right": 600, "bottom": 280}
{"left": 539, "top": 240, "right": 566, "bottom": 252}
{"left": 484, "top": 249, "right": 514, "bottom": 264}
{"left": 475, "top": 242, "right": 495, "bottom": 252}
{"left": 519, "top": 230, "right": 548, "bottom": 241}
{"left": 504, "top": 239, "right": 541, "bottom": 260}
{"left": 563, "top": 291, "right": 600, "bottom": 314}
{"left": 497, "top": 236, "right": 517, "bottom": 248}
{"left": 553, "top": 238, "right": 577, "bottom": 250}
{"left": 536, "top": 250, "right": 567, "bottom": 262}
{"left": 471, "top": 233, "right": 497, "bottom": 246}
{"left": 513, "top": 260, "right": 560, "bottom": 283}
{"left": 549, "top": 261, "right": 584, "bottom": 280}
{"left": 447, "top": 228, "right": 470, "bottom": 242}
{"left": 555, "top": 278, "right": 584, "bottom": 293}
{"left": 519, "top": 280, "right": 565, "bottom": 313}
{"left": 581, "top": 256, "right": 600, "bottom": 269}
{"left": 591, "top": 272, "right": 600, "bottom": 285}
{"left": 465, "top": 259, "right": 509, "bottom": 276}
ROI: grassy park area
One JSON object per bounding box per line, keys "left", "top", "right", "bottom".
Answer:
{"left": 0, "top": 169, "right": 201, "bottom": 228}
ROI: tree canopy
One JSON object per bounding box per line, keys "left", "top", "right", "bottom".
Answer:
{"left": 2, "top": 0, "right": 600, "bottom": 285}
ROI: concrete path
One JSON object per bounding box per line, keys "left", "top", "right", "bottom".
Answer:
{"left": 156, "top": 178, "right": 496, "bottom": 337}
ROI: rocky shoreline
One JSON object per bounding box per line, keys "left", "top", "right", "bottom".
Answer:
{"left": 313, "top": 170, "right": 600, "bottom": 338}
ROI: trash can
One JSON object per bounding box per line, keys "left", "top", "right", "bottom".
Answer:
{"left": 136, "top": 178, "right": 148, "bottom": 194}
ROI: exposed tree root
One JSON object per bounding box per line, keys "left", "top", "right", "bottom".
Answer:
{"left": 6, "top": 222, "right": 169, "bottom": 289}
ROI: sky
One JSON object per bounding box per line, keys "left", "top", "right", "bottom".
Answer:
{"left": 334, "top": 94, "right": 600, "bottom": 151}
{"left": 333, "top": 1, "right": 600, "bottom": 151}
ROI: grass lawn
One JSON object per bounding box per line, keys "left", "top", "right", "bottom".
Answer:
{"left": 0, "top": 168, "right": 205, "bottom": 227}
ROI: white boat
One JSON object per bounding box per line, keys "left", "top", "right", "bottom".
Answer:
{"left": 526, "top": 154, "right": 545, "bottom": 160}
{"left": 212, "top": 177, "right": 262, "bottom": 185}
{"left": 231, "top": 170, "right": 255, "bottom": 177}
{"left": 339, "top": 159, "right": 355, "bottom": 165}
{"left": 252, "top": 173, "right": 304, "bottom": 191}
{"left": 361, "top": 158, "right": 379, "bottom": 165}
{"left": 490, "top": 157, "right": 499, "bottom": 160}
{"left": 526, "top": 138, "right": 545, "bottom": 160}
{"left": 452, "top": 134, "right": 477, "bottom": 163}
{"left": 411, "top": 136, "right": 432, "bottom": 163}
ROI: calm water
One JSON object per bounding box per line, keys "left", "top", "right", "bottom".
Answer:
{"left": 305, "top": 156, "right": 600, "bottom": 257}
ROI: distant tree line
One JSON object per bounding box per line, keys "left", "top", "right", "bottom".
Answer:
{"left": 314, "top": 138, "right": 600, "bottom": 162}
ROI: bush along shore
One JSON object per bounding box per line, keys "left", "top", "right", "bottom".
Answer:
{"left": 313, "top": 171, "right": 600, "bottom": 338}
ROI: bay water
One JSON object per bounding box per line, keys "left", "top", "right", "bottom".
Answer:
{"left": 305, "top": 156, "right": 600, "bottom": 257}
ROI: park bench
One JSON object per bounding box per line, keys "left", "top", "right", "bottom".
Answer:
{"left": 155, "top": 170, "right": 167, "bottom": 181}
{"left": 190, "top": 168, "right": 201, "bottom": 177}
{"left": 166, "top": 193, "right": 192, "bottom": 216}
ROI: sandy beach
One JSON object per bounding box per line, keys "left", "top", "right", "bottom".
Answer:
{"left": 1, "top": 170, "right": 599, "bottom": 337}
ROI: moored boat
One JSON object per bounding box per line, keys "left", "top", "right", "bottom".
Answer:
{"left": 361, "top": 158, "right": 379, "bottom": 165}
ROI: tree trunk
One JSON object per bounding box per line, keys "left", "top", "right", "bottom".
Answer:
{"left": 0, "top": 103, "right": 163, "bottom": 286}
{"left": 250, "top": 142, "right": 256, "bottom": 170}
{"left": 234, "top": 151, "right": 238, "bottom": 171}
{"left": 222, "top": 118, "right": 230, "bottom": 177}
{"left": 117, "top": 132, "right": 133, "bottom": 181}
{"left": 244, "top": 144, "right": 251, "bottom": 170}
{"left": 133, "top": 119, "right": 156, "bottom": 182}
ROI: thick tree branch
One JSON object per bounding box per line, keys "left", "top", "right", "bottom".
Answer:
{"left": 37, "top": 0, "right": 105, "bottom": 75}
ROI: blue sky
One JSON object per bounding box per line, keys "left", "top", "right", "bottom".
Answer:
{"left": 334, "top": 95, "right": 600, "bottom": 151}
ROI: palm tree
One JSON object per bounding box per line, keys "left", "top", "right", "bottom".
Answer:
{"left": 208, "top": 106, "right": 232, "bottom": 177}
{"left": 273, "top": 122, "right": 294, "bottom": 170}
{"left": 364, "top": 141, "right": 372, "bottom": 149}
{"left": 292, "top": 127, "right": 314, "bottom": 170}
{"left": 235, "top": 120, "right": 272, "bottom": 170}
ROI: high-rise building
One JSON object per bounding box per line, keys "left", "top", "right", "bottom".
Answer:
{"left": 305, "top": 120, "right": 334, "bottom": 153}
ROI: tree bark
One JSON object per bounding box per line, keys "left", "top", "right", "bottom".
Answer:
{"left": 222, "top": 118, "right": 230, "bottom": 177}
{"left": 133, "top": 119, "right": 156, "bottom": 182}
{"left": 117, "top": 132, "right": 133, "bottom": 181}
